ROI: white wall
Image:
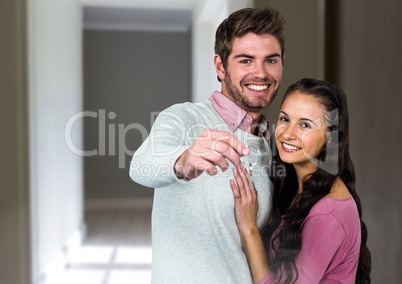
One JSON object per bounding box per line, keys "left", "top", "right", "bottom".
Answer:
{"left": 1, "top": 0, "right": 84, "bottom": 283}
{"left": 28, "top": 0, "right": 84, "bottom": 282}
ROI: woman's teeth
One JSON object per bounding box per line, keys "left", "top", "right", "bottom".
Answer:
{"left": 283, "top": 142, "right": 299, "bottom": 151}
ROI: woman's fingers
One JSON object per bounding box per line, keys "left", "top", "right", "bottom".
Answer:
{"left": 230, "top": 179, "right": 240, "bottom": 199}
{"left": 239, "top": 166, "right": 251, "bottom": 189}
{"left": 239, "top": 166, "right": 251, "bottom": 196}
{"left": 231, "top": 166, "right": 259, "bottom": 236}
{"left": 251, "top": 182, "right": 258, "bottom": 199}
{"left": 233, "top": 166, "right": 252, "bottom": 199}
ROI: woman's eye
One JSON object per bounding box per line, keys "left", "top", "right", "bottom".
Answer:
{"left": 278, "top": 116, "right": 288, "bottom": 122}
{"left": 301, "top": 122, "right": 311, "bottom": 129}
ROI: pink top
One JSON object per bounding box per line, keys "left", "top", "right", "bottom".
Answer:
{"left": 260, "top": 197, "right": 361, "bottom": 284}
{"left": 209, "top": 91, "right": 269, "bottom": 139}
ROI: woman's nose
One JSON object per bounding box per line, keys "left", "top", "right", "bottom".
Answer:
{"left": 282, "top": 124, "right": 297, "bottom": 140}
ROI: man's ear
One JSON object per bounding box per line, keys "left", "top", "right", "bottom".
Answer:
{"left": 214, "top": 54, "right": 225, "bottom": 81}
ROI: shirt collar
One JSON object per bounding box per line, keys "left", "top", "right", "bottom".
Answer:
{"left": 209, "top": 91, "right": 270, "bottom": 139}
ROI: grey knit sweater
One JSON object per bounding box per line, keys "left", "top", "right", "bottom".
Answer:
{"left": 130, "top": 99, "right": 272, "bottom": 284}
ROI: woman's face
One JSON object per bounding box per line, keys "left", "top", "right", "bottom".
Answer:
{"left": 275, "top": 91, "right": 327, "bottom": 171}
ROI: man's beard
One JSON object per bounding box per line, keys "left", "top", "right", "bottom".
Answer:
{"left": 224, "top": 72, "right": 278, "bottom": 112}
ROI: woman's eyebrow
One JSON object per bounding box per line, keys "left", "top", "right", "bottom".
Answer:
{"left": 300, "top": 117, "right": 317, "bottom": 126}
{"left": 280, "top": 111, "right": 318, "bottom": 126}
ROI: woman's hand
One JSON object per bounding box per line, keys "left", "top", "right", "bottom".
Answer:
{"left": 230, "top": 166, "right": 270, "bottom": 283}
{"left": 230, "top": 165, "right": 259, "bottom": 236}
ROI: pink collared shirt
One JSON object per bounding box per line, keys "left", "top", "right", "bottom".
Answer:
{"left": 209, "top": 91, "right": 270, "bottom": 139}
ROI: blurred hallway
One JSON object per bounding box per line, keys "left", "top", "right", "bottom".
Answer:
{"left": 3, "top": 0, "right": 402, "bottom": 283}
{"left": 46, "top": 209, "right": 152, "bottom": 284}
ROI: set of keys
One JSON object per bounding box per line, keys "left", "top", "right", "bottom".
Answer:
{"left": 240, "top": 144, "right": 260, "bottom": 189}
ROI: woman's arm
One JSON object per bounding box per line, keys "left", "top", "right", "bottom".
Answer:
{"left": 230, "top": 166, "right": 271, "bottom": 283}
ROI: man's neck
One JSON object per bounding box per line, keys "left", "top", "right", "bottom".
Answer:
{"left": 250, "top": 113, "right": 262, "bottom": 135}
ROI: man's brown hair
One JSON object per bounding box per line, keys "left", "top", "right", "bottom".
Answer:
{"left": 214, "top": 7, "right": 286, "bottom": 73}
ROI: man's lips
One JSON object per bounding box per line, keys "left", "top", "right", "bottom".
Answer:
{"left": 245, "top": 84, "right": 269, "bottom": 91}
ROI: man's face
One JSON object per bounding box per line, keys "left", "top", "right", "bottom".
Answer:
{"left": 215, "top": 33, "right": 283, "bottom": 115}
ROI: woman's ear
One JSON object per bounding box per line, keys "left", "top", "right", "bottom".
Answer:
{"left": 214, "top": 54, "right": 225, "bottom": 81}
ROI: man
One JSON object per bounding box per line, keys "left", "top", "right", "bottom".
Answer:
{"left": 130, "top": 7, "right": 286, "bottom": 284}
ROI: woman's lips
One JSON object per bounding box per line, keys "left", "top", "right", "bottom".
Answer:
{"left": 281, "top": 142, "right": 301, "bottom": 152}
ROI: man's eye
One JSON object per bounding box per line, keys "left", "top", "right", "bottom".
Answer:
{"left": 240, "top": 59, "right": 251, "bottom": 64}
{"left": 266, "top": 59, "right": 277, "bottom": 64}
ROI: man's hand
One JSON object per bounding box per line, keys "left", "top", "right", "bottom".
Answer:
{"left": 174, "top": 129, "right": 250, "bottom": 180}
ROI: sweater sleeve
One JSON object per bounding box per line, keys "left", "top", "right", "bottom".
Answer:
{"left": 129, "top": 105, "right": 190, "bottom": 188}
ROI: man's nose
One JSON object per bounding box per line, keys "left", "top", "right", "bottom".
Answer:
{"left": 251, "top": 62, "right": 268, "bottom": 79}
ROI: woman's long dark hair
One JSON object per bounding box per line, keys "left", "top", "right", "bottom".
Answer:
{"left": 263, "top": 78, "right": 371, "bottom": 283}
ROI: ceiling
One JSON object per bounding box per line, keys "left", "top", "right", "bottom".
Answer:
{"left": 82, "top": 0, "right": 194, "bottom": 32}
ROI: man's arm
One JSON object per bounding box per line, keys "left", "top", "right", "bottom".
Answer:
{"left": 129, "top": 107, "right": 188, "bottom": 188}
{"left": 130, "top": 104, "right": 250, "bottom": 188}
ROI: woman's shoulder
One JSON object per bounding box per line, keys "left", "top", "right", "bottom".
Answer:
{"left": 325, "top": 177, "right": 351, "bottom": 200}
{"left": 309, "top": 178, "right": 356, "bottom": 216}
{"left": 307, "top": 196, "right": 360, "bottom": 235}
{"left": 311, "top": 196, "right": 356, "bottom": 215}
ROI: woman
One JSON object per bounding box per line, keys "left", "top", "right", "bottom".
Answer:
{"left": 230, "top": 78, "right": 371, "bottom": 283}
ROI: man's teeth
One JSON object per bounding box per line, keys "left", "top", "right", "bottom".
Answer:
{"left": 247, "top": 84, "right": 268, "bottom": 91}
{"left": 283, "top": 143, "right": 299, "bottom": 151}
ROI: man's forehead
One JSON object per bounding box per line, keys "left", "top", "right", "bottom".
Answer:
{"left": 230, "top": 33, "right": 281, "bottom": 54}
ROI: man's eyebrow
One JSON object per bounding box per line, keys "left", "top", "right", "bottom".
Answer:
{"left": 233, "top": 53, "right": 281, "bottom": 59}
{"left": 267, "top": 53, "right": 281, "bottom": 58}
{"left": 233, "top": 54, "right": 254, "bottom": 59}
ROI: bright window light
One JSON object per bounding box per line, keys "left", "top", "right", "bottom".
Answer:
{"left": 46, "top": 269, "right": 105, "bottom": 284}
{"left": 68, "top": 246, "right": 115, "bottom": 264}
{"left": 47, "top": 245, "right": 152, "bottom": 283}
{"left": 114, "top": 246, "right": 152, "bottom": 264}
{"left": 108, "top": 270, "right": 151, "bottom": 284}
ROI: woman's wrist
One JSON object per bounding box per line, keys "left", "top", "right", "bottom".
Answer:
{"left": 240, "top": 224, "right": 260, "bottom": 238}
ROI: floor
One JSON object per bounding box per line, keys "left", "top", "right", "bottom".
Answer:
{"left": 46, "top": 209, "right": 153, "bottom": 284}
